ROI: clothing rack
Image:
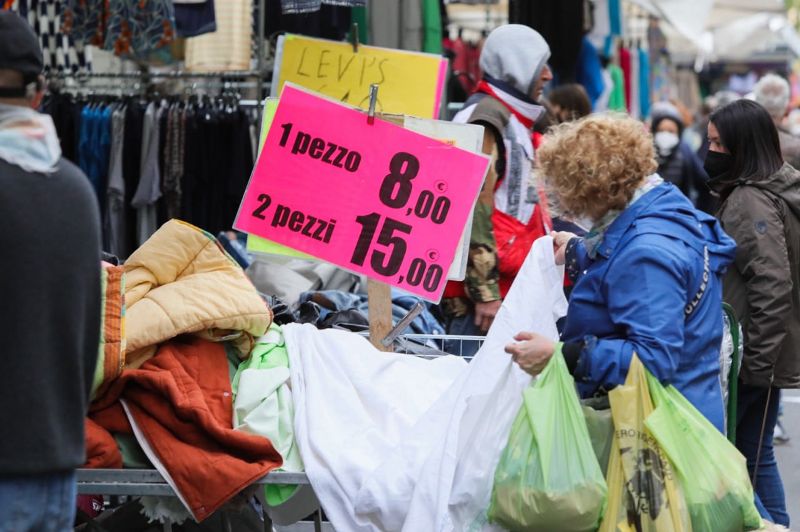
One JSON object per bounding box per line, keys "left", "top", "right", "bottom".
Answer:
{"left": 47, "top": 70, "right": 272, "bottom": 106}
{"left": 52, "top": 80, "right": 268, "bottom": 91}
{"left": 47, "top": 70, "right": 267, "bottom": 80}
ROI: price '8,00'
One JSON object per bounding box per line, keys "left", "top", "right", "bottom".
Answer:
{"left": 350, "top": 152, "right": 449, "bottom": 292}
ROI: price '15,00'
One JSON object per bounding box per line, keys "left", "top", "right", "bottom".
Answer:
{"left": 350, "top": 152, "right": 450, "bottom": 293}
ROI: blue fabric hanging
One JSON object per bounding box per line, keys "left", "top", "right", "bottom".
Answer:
{"left": 608, "top": 0, "right": 621, "bottom": 36}
{"left": 577, "top": 37, "right": 605, "bottom": 108}
{"left": 639, "top": 47, "right": 651, "bottom": 118}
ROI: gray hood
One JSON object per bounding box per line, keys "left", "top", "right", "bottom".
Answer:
{"left": 479, "top": 24, "right": 551, "bottom": 98}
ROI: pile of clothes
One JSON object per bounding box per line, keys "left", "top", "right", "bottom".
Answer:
{"left": 85, "top": 219, "right": 283, "bottom": 524}
{"left": 84, "top": 217, "right": 455, "bottom": 527}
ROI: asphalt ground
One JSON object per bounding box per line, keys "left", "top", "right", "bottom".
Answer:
{"left": 775, "top": 389, "right": 800, "bottom": 526}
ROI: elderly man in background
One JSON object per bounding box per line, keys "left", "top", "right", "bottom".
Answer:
{"left": 754, "top": 73, "right": 800, "bottom": 170}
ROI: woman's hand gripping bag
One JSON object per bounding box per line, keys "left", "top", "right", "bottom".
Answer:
{"left": 644, "top": 369, "right": 762, "bottom": 531}
{"left": 488, "top": 347, "right": 607, "bottom": 531}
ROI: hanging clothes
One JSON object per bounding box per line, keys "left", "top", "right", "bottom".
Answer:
{"left": 638, "top": 46, "right": 651, "bottom": 119}
{"left": 40, "top": 87, "right": 80, "bottom": 162}
{"left": 77, "top": 103, "right": 111, "bottom": 212}
{"left": 595, "top": 70, "right": 612, "bottom": 112}
{"left": 104, "top": 107, "right": 126, "bottom": 257}
{"left": 265, "top": 0, "right": 352, "bottom": 41}
{"left": 607, "top": 64, "right": 626, "bottom": 112}
{"left": 122, "top": 102, "right": 146, "bottom": 258}
{"left": 629, "top": 45, "right": 640, "bottom": 120}
{"left": 619, "top": 45, "right": 632, "bottom": 114}
{"left": 173, "top": 0, "right": 216, "bottom": 38}
{"left": 62, "top": 0, "right": 176, "bottom": 57}
{"left": 280, "top": 0, "right": 364, "bottom": 14}
{"left": 3, "top": 0, "right": 92, "bottom": 73}
{"left": 162, "top": 105, "right": 186, "bottom": 222}
{"left": 576, "top": 37, "right": 605, "bottom": 108}
{"left": 422, "top": 0, "right": 442, "bottom": 54}
{"left": 185, "top": 0, "right": 251, "bottom": 72}
{"left": 608, "top": 0, "right": 621, "bottom": 36}
{"left": 132, "top": 102, "right": 163, "bottom": 246}
{"left": 42, "top": 91, "right": 259, "bottom": 258}
{"left": 179, "top": 102, "right": 255, "bottom": 236}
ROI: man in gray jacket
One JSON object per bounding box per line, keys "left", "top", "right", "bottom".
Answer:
{"left": 0, "top": 12, "right": 101, "bottom": 530}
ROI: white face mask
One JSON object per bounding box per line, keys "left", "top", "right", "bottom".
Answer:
{"left": 654, "top": 131, "right": 680, "bottom": 156}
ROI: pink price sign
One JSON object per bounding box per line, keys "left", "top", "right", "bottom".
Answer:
{"left": 235, "top": 85, "right": 490, "bottom": 302}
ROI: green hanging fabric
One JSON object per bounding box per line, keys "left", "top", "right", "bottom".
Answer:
{"left": 607, "top": 64, "right": 626, "bottom": 112}
{"left": 422, "top": 0, "right": 443, "bottom": 54}
{"left": 351, "top": 6, "right": 369, "bottom": 45}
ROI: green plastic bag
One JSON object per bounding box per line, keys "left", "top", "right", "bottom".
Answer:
{"left": 582, "top": 402, "right": 614, "bottom": 477}
{"left": 644, "top": 370, "right": 762, "bottom": 531}
{"left": 488, "top": 347, "right": 608, "bottom": 532}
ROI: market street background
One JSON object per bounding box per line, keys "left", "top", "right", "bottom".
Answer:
{"left": 776, "top": 389, "right": 800, "bottom": 523}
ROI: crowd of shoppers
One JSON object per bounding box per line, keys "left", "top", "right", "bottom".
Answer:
{"left": 1, "top": 8, "right": 798, "bottom": 530}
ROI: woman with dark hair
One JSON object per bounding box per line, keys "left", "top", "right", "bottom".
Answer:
{"left": 546, "top": 83, "right": 592, "bottom": 123}
{"left": 706, "top": 99, "right": 800, "bottom": 527}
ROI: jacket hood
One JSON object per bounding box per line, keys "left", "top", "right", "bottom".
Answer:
{"left": 479, "top": 24, "right": 550, "bottom": 98}
{"left": 747, "top": 163, "right": 800, "bottom": 221}
{"left": 630, "top": 182, "right": 737, "bottom": 274}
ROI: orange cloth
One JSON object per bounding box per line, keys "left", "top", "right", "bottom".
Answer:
{"left": 86, "top": 337, "right": 283, "bottom": 521}
{"left": 84, "top": 418, "right": 124, "bottom": 469}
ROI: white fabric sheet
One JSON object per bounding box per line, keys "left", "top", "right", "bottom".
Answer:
{"left": 283, "top": 237, "right": 568, "bottom": 531}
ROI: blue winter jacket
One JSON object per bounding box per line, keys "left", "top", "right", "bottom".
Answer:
{"left": 562, "top": 182, "right": 737, "bottom": 431}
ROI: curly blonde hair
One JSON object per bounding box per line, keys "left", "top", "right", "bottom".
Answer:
{"left": 537, "top": 113, "right": 657, "bottom": 221}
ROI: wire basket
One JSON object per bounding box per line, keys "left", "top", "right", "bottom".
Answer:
{"left": 388, "top": 333, "right": 486, "bottom": 360}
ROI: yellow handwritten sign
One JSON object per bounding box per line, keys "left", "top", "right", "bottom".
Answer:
{"left": 272, "top": 34, "right": 447, "bottom": 119}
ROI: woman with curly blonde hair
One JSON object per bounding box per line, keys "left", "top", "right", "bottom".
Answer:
{"left": 505, "top": 114, "right": 737, "bottom": 431}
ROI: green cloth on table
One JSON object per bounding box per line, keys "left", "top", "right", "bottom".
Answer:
{"left": 232, "top": 324, "right": 304, "bottom": 506}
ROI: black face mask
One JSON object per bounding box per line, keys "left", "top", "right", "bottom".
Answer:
{"left": 703, "top": 150, "right": 734, "bottom": 180}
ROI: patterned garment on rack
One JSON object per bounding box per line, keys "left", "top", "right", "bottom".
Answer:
{"left": 162, "top": 104, "right": 185, "bottom": 220}
{"left": 3, "top": 0, "right": 92, "bottom": 74}
{"left": 280, "top": 0, "right": 364, "bottom": 15}
{"left": 62, "top": 0, "right": 176, "bottom": 57}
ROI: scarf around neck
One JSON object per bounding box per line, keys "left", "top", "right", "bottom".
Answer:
{"left": 476, "top": 76, "right": 544, "bottom": 129}
{"left": 0, "top": 103, "right": 61, "bottom": 174}
{"left": 584, "top": 174, "right": 664, "bottom": 259}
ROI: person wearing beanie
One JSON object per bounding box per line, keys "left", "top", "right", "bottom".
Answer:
{"left": 0, "top": 11, "right": 101, "bottom": 529}
{"left": 650, "top": 101, "right": 715, "bottom": 213}
{"left": 440, "top": 25, "right": 554, "bottom": 356}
